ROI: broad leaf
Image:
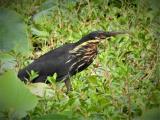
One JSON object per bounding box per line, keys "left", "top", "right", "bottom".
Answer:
{"left": 0, "top": 53, "right": 16, "bottom": 73}
{"left": 0, "top": 70, "right": 38, "bottom": 119}
{"left": 0, "top": 8, "right": 30, "bottom": 55}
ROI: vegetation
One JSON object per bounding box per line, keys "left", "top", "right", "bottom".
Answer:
{"left": 0, "top": 0, "right": 160, "bottom": 119}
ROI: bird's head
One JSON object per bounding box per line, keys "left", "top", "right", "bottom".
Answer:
{"left": 77, "top": 30, "right": 127, "bottom": 44}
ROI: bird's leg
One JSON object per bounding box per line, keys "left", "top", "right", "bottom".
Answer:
{"left": 64, "top": 79, "right": 72, "bottom": 93}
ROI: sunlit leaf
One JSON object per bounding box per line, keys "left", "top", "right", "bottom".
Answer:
{"left": 27, "top": 83, "right": 55, "bottom": 98}
{"left": 31, "top": 27, "right": 49, "bottom": 37}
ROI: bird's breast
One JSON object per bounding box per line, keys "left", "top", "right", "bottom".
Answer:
{"left": 67, "top": 42, "right": 98, "bottom": 75}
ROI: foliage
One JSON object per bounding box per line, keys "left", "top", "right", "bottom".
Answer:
{"left": 136, "top": 108, "right": 160, "bottom": 120}
{"left": 34, "top": 113, "right": 79, "bottom": 120}
{"left": 0, "top": 8, "right": 31, "bottom": 55}
{"left": 0, "top": 0, "right": 159, "bottom": 119}
{"left": 0, "top": 52, "right": 16, "bottom": 73}
{"left": 0, "top": 70, "right": 38, "bottom": 119}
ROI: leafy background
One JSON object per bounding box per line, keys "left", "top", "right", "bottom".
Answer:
{"left": 0, "top": 0, "right": 160, "bottom": 119}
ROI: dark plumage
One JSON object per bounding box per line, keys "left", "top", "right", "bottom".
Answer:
{"left": 18, "top": 31, "right": 126, "bottom": 92}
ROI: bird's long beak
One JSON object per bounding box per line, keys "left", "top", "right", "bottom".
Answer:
{"left": 105, "top": 31, "right": 129, "bottom": 37}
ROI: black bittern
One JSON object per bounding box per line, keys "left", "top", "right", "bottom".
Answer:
{"left": 18, "top": 31, "right": 126, "bottom": 92}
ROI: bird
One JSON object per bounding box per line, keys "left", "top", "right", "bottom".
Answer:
{"left": 18, "top": 30, "right": 127, "bottom": 92}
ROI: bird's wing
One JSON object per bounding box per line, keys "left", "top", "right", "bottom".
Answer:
{"left": 36, "top": 43, "right": 75, "bottom": 62}
{"left": 20, "top": 43, "right": 75, "bottom": 79}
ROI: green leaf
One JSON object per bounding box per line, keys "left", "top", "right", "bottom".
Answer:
{"left": 28, "top": 70, "right": 39, "bottom": 81}
{"left": 0, "top": 8, "right": 30, "bottom": 55}
{"left": 27, "top": 83, "right": 55, "bottom": 98}
{"left": 47, "top": 73, "right": 57, "bottom": 83}
{"left": 87, "top": 75, "right": 98, "bottom": 84}
{"left": 31, "top": 27, "right": 49, "bottom": 37}
{"left": 39, "top": 0, "right": 58, "bottom": 11}
{"left": 33, "top": 8, "right": 54, "bottom": 25}
{"left": 138, "top": 108, "right": 160, "bottom": 120}
{"left": 35, "top": 113, "right": 80, "bottom": 120}
{"left": 0, "top": 53, "right": 16, "bottom": 73}
{"left": 0, "top": 70, "right": 38, "bottom": 119}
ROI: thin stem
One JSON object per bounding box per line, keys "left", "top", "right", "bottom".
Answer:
{"left": 125, "top": 75, "right": 131, "bottom": 120}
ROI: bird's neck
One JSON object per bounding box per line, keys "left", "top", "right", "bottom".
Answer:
{"left": 76, "top": 34, "right": 93, "bottom": 44}
{"left": 73, "top": 40, "right": 100, "bottom": 54}
{"left": 67, "top": 40, "right": 100, "bottom": 73}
